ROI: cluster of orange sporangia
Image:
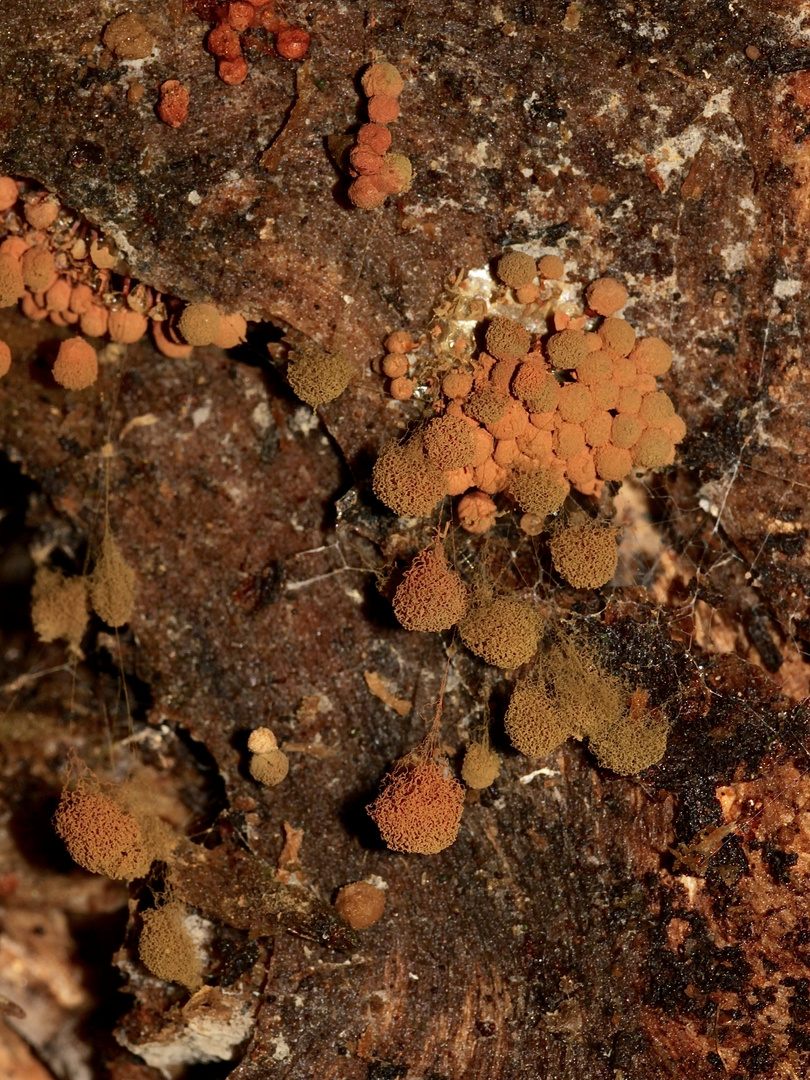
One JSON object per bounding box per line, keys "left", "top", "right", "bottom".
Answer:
{"left": 0, "top": 178, "right": 246, "bottom": 389}
{"left": 371, "top": 552, "right": 672, "bottom": 855}
{"left": 372, "top": 254, "right": 685, "bottom": 537}
{"left": 347, "top": 62, "right": 414, "bottom": 210}
{"left": 367, "top": 606, "right": 669, "bottom": 856}
{"left": 202, "top": 0, "right": 310, "bottom": 85}
{"left": 361, "top": 256, "right": 686, "bottom": 856}
{"left": 378, "top": 330, "right": 419, "bottom": 399}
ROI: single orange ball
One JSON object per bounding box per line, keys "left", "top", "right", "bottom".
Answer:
{"left": 348, "top": 176, "right": 386, "bottom": 210}
{"left": 334, "top": 881, "right": 386, "bottom": 929}
{"left": 219, "top": 56, "right": 248, "bottom": 84}
{"left": 367, "top": 95, "right": 400, "bottom": 124}
{"left": 0, "top": 176, "right": 18, "bottom": 211}
{"left": 53, "top": 337, "right": 98, "bottom": 390}
{"left": 586, "top": 277, "right": 627, "bottom": 316}
{"left": 357, "top": 123, "right": 393, "bottom": 155}
{"left": 276, "top": 27, "right": 310, "bottom": 60}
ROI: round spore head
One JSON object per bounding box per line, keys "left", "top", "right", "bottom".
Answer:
{"left": 638, "top": 391, "right": 676, "bottom": 428}
{"left": 334, "top": 881, "right": 386, "bottom": 928}
{"left": 586, "top": 277, "right": 627, "bottom": 316}
{"left": 631, "top": 336, "right": 672, "bottom": 376}
{"left": 286, "top": 343, "right": 355, "bottom": 406}
{"left": 504, "top": 674, "right": 572, "bottom": 757}
{"left": 423, "top": 414, "right": 477, "bottom": 470}
{"left": 53, "top": 337, "right": 98, "bottom": 390}
{"left": 632, "top": 429, "right": 675, "bottom": 468}
{"left": 31, "top": 567, "right": 88, "bottom": 651}
{"left": 546, "top": 329, "right": 589, "bottom": 370}
{"left": 461, "top": 742, "right": 501, "bottom": 789}
{"left": 548, "top": 522, "right": 619, "bottom": 589}
{"left": 509, "top": 467, "right": 568, "bottom": 517}
{"left": 598, "top": 317, "right": 636, "bottom": 357}
{"left": 459, "top": 595, "right": 539, "bottom": 669}
{"left": 54, "top": 784, "right": 153, "bottom": 880}
{"left": 178, "top": 303, "right": 221, "bottom": 346}
{"left": 594, "top": 444, "right": 633, "bottom": 482}
{"left": 485, "top": 316, "right": 531, "bottom": 360}
{"left": 368, "top": 759, "right": 465, "bottom": 854}
{"left": 139, "top": 903, "right": 203, "bottom": 991}
{"left": 90, "top": 530, "right": 135, "bottom": 627}
{"left": 588, "top": 708, "right": 669, "bottom": 775}
{"left": 361, "top": 61, "right": 405, "bottom": 98}
{"left": 537, "top": 254, "right": 565, "bottom": 279}
{"left": 393, "top": 544, "right": 468, "bottom": 632}
{"left": 249, "top": 748, "right": 290, "bottom": 786}
{"left": 496, "top": 250, "right": 536, "bottom": 289}
{"left": 372, "top": 438, "right": 447, "bottom": 517}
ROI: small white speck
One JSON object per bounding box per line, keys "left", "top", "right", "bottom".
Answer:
{"left": 270, "top": 1036, "right": 290, "bottom": 1061}
{"left": 187, "top": 190, "right": 201, "bottom": 205}
{"left": 191, "top": 404, "right": 211, "bottom": 428}
{"left": 251, "top": 401, "right": 272, "bottom": 431}
{"left": 288, "top": 407, "right": 320, "bottom": 437}
{"left": 519, "top": 767, "right": 557, "bottom": 785}
{"left": 774, "top": 279, "right": 802, "bottom": 299}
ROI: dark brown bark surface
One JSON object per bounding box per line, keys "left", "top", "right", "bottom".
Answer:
{"left": 1, "top": 2, "right": 810, "bottom": 1079}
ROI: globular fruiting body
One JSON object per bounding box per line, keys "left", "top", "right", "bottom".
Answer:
{"left": 286, "top": 342, "right": 355, "bottom": 406}
{"left": 459, "top": 595, "right": 539, "bottom": 669}
{"left": 372, "top": 438, "right": 447, "bottom": 517}
{"left": 368, "top": 757, "right": 464, "bottom": 855}
{"left": 0, "top": 254, "right": 25, "bottom": 307}
{"left": 249, "top": 748, "right": 289, "bottom": 787}
{"left": 139, "top": 903, "right": 203, "bottom": 992}
{"left": 588, "top": 691, "right": 669, "bottom": 774}
{"left": 90, "top": 530, "right": 136, "bottom": 627}
{"left": 457, "top": 490, "right": 498, "bottom": 533}
{"left": 548, "top": 522, "right": 619, "bottom": 589}
{"left": 276, "top": 27, "right": 310, "bottom": 60}
{"left": 461, "top": 742, "right": 500, "bottom": 789}
{"left": 586, "top": 277, "right": 628, "bottom": 315}
{"left": 157, "top": 81, "right": 190, "bottom": 128}
{"left": 52, "top": 338, "right": 98, "bottom": 390}
{"left": 496, "top": 250, "right": 536, "bottom": 289}
{"left": 54, "top": 783, "right": 153, "bottom": 880}
{"left": 505, "top": 674, "right": 570, "bottom": 758}
{"left": 485, "top": 317, "right": 531, "bottom": 360}
{"left": 31, "top": 567, "right": 88, "bottom": 653}
{"left": 392, "top": 543, "right": 467, "bottom": 632}
{"left": 334, "top": 881, "right": 386, "bottom": 928}
{"left": 103, "top": 13, "right": 155, "bottom": 59}
{"left": 509, "top": 468, "right": 568, "bottom": 518}
{"left": 178, "top": 303, "right": 222, "bottom": 347}
{"left": 423, "top": 415, "right": 477, "bottom": 471}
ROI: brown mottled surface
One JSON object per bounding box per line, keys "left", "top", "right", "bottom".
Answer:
{"left": 2, "top": 1, "right": 810, "bottom": 1079}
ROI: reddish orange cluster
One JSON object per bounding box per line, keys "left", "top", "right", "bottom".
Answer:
{"left": 203, "top": 1, "right": 310, "bottom": 86}
{"left": 348, "top": 62, "right": 413, "bottom": 210}
{"left": 379, "top": 329, "right": 418, "bottom": 399}
{"left": 443, "top": 265, "right": 683, "bottom": 533}
{"left": 0, "top": 177, "right": 247, "bottom": 389}
{"left": 157, "top": 80, "right": 190, "bottom": 128}
{"left": 372, "top": 255, "right": 685, "bottom": 534}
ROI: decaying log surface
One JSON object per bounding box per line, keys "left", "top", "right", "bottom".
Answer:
{"left": 1, "top": 2, "right": 810, "bottom": 1079}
